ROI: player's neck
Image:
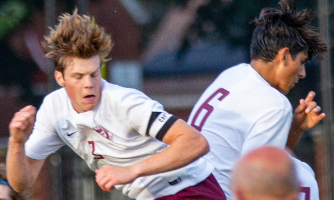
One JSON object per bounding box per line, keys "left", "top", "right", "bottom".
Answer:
{"left": 251, "top": 59, "right": 279, "bottom": 88}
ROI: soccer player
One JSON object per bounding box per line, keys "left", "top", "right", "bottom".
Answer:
{"left": 187, "top": 0, "right": 326, "bottom": 199}
{"left": 230, "top": 146, "right": 299, "bottom": 200}
{"left": 6, "top": 10, "right": 226, "bottom": 200}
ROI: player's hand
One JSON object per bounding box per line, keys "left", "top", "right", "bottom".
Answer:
{"left": 95, "top": 165, "right": 137, "bottom": 192}
{"left": 9, "top": 105, "right": 36, "bottom": 143}
{"left": 292, "top": 91, "right": 325, "bottom": 131}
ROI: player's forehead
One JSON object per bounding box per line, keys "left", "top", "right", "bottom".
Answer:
{"left": 64, "top": 55, "right": 101, "bottom": 74}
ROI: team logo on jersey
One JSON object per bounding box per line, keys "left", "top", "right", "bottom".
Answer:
{"left": 66, "top": 131, "right": 76, "bottom": 136}
{"left": 93, "top": 125, "right": 113, "bottom": 141}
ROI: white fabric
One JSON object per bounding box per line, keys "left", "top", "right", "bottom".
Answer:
{"left": 293, "top": 157, "right": 320, "bottom": 200}
{"left": 25, "top": 79, "right": 213, "bottom": 200}
{"left": 187, "top": 63, "right": 293, "bottom": 199}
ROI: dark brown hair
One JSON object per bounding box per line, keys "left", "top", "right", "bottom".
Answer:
{"left": 250, "top": 0, "right": 327, "bottom": 62}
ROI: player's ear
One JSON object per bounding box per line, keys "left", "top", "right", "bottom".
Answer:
{"left": 55, "top": 71, "right": 65, "bottom": 87}
{"left": 278, "top": 47, "right": 290, "bottom": 67}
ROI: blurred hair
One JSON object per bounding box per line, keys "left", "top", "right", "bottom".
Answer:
{"left": 43, "top": 9, "right": 113, "bottom": 73}
{"left": 0, "top": 164, "right": 31, "bottom": 200}
{"left": 230, "top": 146, "right": 299, "bottom": 199}
{"left": 250, "top": 0, "right": 327, "bottom": 62}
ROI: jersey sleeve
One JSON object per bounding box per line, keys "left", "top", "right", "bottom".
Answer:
{"left": 25, "top": 96, "right": 65, "bottom": 160}
{"left": 293, "top": 157, "right": 320, "bottom": 200}
{"left": 241, "top": 108, "right": 292, "bottom": 155}
{"left": 115, "top": 88, "right": 178, "bottom": 141}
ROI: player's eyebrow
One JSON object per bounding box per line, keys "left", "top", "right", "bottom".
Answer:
{"left": 71, "top": 68, "right": 100, "bottom": 76}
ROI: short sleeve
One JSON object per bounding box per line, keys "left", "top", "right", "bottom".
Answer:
{"left": 241, "top": 108, "right": 292, "bottom": 155}
{"left": 25, "top": 97, "right": 65, "bottom": 160}
{"left": 114, "top": 88, "right": 178, "bottom": 141}
{"left": 146, "top": 111, "right": 178, "bottom": 140}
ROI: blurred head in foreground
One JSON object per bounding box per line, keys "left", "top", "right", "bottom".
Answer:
{"left": 230, "top": 146, "right": 299, "bottom": 200}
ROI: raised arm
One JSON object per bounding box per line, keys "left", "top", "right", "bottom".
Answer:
{"left": 286, "top": 91, "right": 325, "bottom": 149}
{"left": 6, "top": 105, "right": 45, "bottom": 192}
{"left": 95, "top": 119, "right": 209, "bottom": 191}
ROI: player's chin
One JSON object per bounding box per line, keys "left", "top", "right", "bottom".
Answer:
{"left": 278, "top": 88, "right": 290, "bottom": 95}
{"left": 283, "top": 85, "right": 295, "bottom": 94}
{"left": 84, "top": 103, "right": 98, "bottom": 111}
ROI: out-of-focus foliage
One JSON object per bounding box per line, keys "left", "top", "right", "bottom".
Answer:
{"left": 0, "top": 0, "right": 28, "bottom": 39}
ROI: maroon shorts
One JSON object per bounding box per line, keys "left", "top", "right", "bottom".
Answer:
{"left": 156, "top": 174, "right": 226, "bottom": 200}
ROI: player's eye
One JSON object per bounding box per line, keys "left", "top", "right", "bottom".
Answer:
{"left": 74, "top": 75, "right": 82, "bottom": 79}
{"left": 91, "top": 71, "right": 99, "bottom": 78}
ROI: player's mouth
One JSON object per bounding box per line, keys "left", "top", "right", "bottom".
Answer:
{"left": 84, "top": 95, "right": 96, "bottom": 101}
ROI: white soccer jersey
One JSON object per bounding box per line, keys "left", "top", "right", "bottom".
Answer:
{"left": 187, "top": 63, "right": 293, "bottom": 199}
{"left": 293, "top": 157, "right": 320, "bottom": 200}
{"left": 25, "top": 79, "right": 213, "bottom": 200}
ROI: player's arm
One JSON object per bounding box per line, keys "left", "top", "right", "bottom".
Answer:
{"left": 287, "top": 91, "right": 325, "bottom": 149}
{"left": 136, "top": 118, "right": 209, "bottom": 174}
{"left": 6, "top": 105, "right": 45, "bottom": 192}
{"left": 95, "top": 119, "right": 209, "bottom": 191}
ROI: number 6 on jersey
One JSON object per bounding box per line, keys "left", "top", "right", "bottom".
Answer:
{"left": 191, "top": 88, "right": 229, "bottom": 132}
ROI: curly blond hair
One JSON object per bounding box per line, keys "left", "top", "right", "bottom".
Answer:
{"left": 43, "top": 9, "right": 113, "bottom": 73}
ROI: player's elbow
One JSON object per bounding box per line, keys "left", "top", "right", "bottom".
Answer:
{"left": 10, "top": 182, "right": 30, "bottom": 193}
{"left": 8, "top": 177, "right": 33, "bottom": 193}
{"left": 196, "top": 134, "right": 210, "bottom": 156}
